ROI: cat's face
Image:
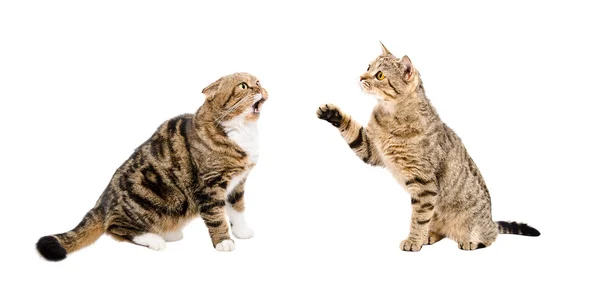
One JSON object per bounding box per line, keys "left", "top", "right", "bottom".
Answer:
{"left": 202, "top": 72, "right": 268, "bottom": 122}
{"left": 360, "top": 43, "right": 418, "bottom": 102}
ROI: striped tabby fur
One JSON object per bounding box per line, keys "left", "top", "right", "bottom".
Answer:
{"left": 37, "top": 72, "right": 268, "bottom": 261}
{"left": 317, "top": 43, "right": 539, "bottom": 251}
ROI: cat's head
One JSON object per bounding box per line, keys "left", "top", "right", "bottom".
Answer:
{"left": 360, "top": 42, "right": 420, "bottom": 102}
{"left": 202, "top": 72, "right": 268, "bottom": 122}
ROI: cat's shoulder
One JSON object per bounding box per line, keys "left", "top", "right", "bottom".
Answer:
{"left": 166, "top": 113, "right": 194, "bottom": 124}
{"left": 156, "top": 114, "right": 194, "bottom": 130}
{"left": 143, "top": 114, "right": 195, "bottom": 144}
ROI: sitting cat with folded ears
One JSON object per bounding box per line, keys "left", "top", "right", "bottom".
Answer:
{"left": 37, "top": 72, "right": 268, "bottom": 261}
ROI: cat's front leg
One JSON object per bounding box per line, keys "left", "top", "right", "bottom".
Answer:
{"left": 198, "top": 180, "right": 235, "bottom": 252}
{"left": 401, "top": 177, "right": 439, "bottom": 252}
{"left": 317, "top": 103, "right": 345, "bottom": 127}
{"left": 317, "top": 104, "right": 382, "bottom": 166}
{"left": 226, "top": 181, "right": 254, "bottom": 239}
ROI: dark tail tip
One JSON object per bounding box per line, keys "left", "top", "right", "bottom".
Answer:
{"left": 520, "top": 224, "right": 541, "bottom": 237}
{"left": 36, "top": 236, "right": 67, "bottom": 261}
{"left": 497, "top": 221, "right": 541, "bottom": 237}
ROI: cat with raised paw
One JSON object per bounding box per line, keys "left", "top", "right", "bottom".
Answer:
{"left": 317, "top": 43, "right": 539, "bottom": 251}
{"left": 37, "top": 72, "right": 267, "bottom": 261}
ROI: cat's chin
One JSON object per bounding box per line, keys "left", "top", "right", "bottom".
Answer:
{"left": 245, "top": 114, "right": 259, "bottom": 122}
{"left": 360, "top": 83, "right": 380, "bottom": 100}
{"left": 361, "top": 90, "right": 383, "bottom": 101}
{"left": 245, "top": 105, "right": 262, "bottom": 121}
{"left": 361, "top": 88, "right": 393, "bottom": 102}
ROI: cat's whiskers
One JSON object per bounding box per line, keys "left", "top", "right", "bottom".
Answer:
{"left": 214, "top": 96, "right": 252, "bottom": 124}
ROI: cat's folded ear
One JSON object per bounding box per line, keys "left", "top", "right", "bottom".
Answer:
{"left": 202, "top": 78, "right": 223, "bottom": 101}
{"left": 398, "top": 55, "right": 415, "bottom": 81}
{"left": 380, "top": 41, "right": 392, "bottom": 56}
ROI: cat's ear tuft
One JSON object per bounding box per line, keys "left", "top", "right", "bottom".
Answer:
{"left": 400, "top": 55, "right": 415, "bottom": 81}
{"left": 202, "top": 78, "right": 223, "bottom": 101}
{"left": 380, "top": 41, "right": 392, "bottom": 56}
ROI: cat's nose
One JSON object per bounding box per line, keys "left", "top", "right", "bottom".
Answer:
{"left": 359, "top": 75, "right": 366, "bottom": 81}
{"left": 260, "top": 91, "right": 268, "bottom": 101}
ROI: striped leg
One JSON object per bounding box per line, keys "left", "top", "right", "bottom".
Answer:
{"left": 226, "top": 182, "right": 254, "bottom": 239}
{"left": 401, "top": 177, "right": 439, "bottom": 252}
{"left": 317, "top": 104, "right": 382, "bottom": 166}
{"left": 198, "top": 178, "right": 234, "bottom": 252}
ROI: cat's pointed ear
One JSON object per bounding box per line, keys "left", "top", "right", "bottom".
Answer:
{"left": 202, "top": 78, "right": 223, "bottom": 101}
{"left": 400, "top": 55, "right": 415, "bottom": 81}
{"left": 380, "top": 41, "right": 392, "bottom": 56}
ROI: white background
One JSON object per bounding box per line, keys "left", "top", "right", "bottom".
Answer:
{"left": 1, "top": 0, "right": 599, "bottom": 281}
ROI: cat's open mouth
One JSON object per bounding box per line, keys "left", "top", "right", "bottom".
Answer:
{"left": 252, "top": 98, "right": 266, "bottom": 114}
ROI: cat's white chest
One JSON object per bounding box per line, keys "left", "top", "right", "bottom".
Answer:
{"left": 225, "top": 121, "right": 260, "bottom": 164}
{"left": 222, "top": 117, "right": 260, "bottom": 195}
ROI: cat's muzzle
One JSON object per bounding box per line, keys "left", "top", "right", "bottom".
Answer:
{"left": 252, "top": 97, "right": 266, "bottom": 114}
{"left": 360, "top": 80, "right": 371, "bottom": 91}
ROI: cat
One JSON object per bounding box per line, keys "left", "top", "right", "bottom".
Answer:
{"left": 317, "top": 43, "right": 539, "bottom": 251}
{"left": 36, "top": 72, "right": 268, "bottom": 261}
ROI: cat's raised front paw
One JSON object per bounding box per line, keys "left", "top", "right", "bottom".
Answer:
{"left": 400, "top": 239, "right": 423, "bottom": 252}
{"left": 232, "top": 226, "right": 254, "bottom": 239}
{"left": 317, "top": 104, "right": 344, "bottom": 127}
{"left": 215, "top": 239, "right": 236, "bottom": 252}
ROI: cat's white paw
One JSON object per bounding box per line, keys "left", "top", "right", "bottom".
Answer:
{"left": 215, "top": 239, "right": 236, "bottom": 252}
{"left": 133, "top": 233, "right": 166, "bottom": 251}
{"left": 161, "top": 230, "right": 183, "bottom": 242}
{"left": 232, "top": 226, "right": 254, "bottom": 239}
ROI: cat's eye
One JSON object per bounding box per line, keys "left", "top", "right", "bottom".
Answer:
{"left": 239, "top": 82, "right": 248, "bottom": 90}
{"left": 367, "top": 65, "right": 370, "bottom": 71}
{"left": 256, "top": 80, "right": 260, "bottom": 86}
{"left": 376, "top": 71, "right": 385, "bottom": 80}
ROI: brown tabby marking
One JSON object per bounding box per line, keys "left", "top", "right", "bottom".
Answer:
{"left": 37, "top": 72, "right": 267, "bottom": 261}
{"left": 317, "top": 43, "right": 539, "bottom": 251}
{"left": 227, "top": 180, "right": 247, "bottom": 212}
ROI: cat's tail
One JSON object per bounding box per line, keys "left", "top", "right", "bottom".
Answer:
{"left": 496, "top": 221, "right": 540, "bottom": 236}
{"left": 36, "top": 206, "right": 105, "bottom": 261}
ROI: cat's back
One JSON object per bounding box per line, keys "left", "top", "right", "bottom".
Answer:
{"left": 435, "top": 122, "right": 489, "bottom": 196}
{"left": 111, "top": 114, "right": 197, "bottom": 187}
{"left": 154, "top": 113, "right": 195, "bottom": 141}
{"left": 136, "top": 113, "right": 195, "bottom": 160}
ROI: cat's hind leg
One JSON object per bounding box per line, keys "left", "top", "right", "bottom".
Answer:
{"left": 425, "top": 214, "right": 445, "bottom": 245}
{"left": 456, "top": 219, "right": 498, "bottom": 251}
{"left": 107, "top": 223, "right": 167, "bottom": 251}
{"left": 426, "top": 230, "right": 445, "bottom": 245}
{"left": 132, "top": 233, "right": 167, "bottom": 251}
{"left": 159, "top": 217, "right": 194, "bottom": 242}
{"left": 161, "top": 230, "right": 184, "bottom": 242}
